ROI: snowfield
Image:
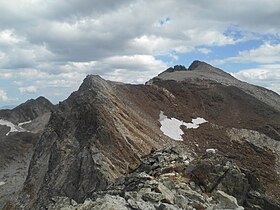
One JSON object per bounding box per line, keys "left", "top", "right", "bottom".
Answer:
{"left": 0, "top": 119, "right": 28, "bottom": 136}
{"left": 0, "top": 181, "right": 5, "bottom": 186}
{"left": 159, "top": 111, "right": 207, "bottom": 141}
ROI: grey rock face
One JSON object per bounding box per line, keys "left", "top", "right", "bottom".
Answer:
{"left": 210, "top": 190, "right": 244, "bottom": 210}
{"left": 187, "top": 152, "right": 250, "bottom": 204}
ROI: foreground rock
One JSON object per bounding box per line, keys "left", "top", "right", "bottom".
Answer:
{"left": 42, "top": 147, "right": 280, "bottom": 210}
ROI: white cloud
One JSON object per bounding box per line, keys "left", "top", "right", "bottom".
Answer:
{"left": 92, "top": 55, "right": 167, "bottom": 83}
{"left": 0, "top": 89, "right": 9, "bottom": 101}
{"left": 214, "top": 43, "right": 280, "bottom": 64}
{"left": 196, "top": 48, "right": 212, "bottom": 54}
{"left": 0, "top": 29, "right": 21, "bottom": 45}
{"left": 41, "top": 55, "right": 167, "bottom": 84}
{"left": 19, "top": 86, "right": 37, "bottom": 94}
{"left": 35, "top": 79, "right": 81, "bottom": 88}
{"left": 233, "top": 64, "right": 280, "bottom": 94}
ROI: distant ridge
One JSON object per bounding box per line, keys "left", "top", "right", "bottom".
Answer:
{"left": 0, "top": 105, "right": 16, "bottom": 110}
{"left": 148, "top": 60, "right": 280, "bottom": 112}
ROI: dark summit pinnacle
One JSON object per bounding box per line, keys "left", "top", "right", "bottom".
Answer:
{"left": 188, "top": 60, "right": 213, "bottom": 71}
{"left": 163, "top": 61, "right": 214, "bottom": 74}
{"left": 163, "top": 65, "right": 187, "bottom": 73}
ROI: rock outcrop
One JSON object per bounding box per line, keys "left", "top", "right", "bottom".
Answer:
{"left": 44, "top": 147, "right": 280, "bottom": 210}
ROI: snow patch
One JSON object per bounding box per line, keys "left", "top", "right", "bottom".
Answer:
{"left": 18, "top": 120, "right": 32, "bottom": 126}
{"left": 0, "top": 119, "right": 27, "bottom": 136}
{"left": 206, "top": 148, "right": 217, "bottom": 154}
{"left": 0, "top": 181, "right": 5, "bottom": 186}
{"left": 159, "top": 111, "right": 185, "bottom": 141}
{"left": 184, "top": 160, "right": 190, "bottom": 165}
{"left": 159, "top": 111, "right": 208, "bottom": 141}
{"left": 191, "top": 117, "right": 208, "bottom": 126}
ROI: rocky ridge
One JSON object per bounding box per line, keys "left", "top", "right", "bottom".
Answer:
{"left": 15, "top": 75, "right": 174, "bottom": 209}
{"left": 44, "top": 147, "right": 280, "bottom": 210}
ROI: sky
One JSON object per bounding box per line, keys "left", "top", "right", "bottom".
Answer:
{"left": 0, "top": 0, "right": 280, "bottom": 107}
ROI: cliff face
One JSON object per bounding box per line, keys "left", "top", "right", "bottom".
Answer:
{"left": 7, "top": 61, "right": 280, "bottom": 209}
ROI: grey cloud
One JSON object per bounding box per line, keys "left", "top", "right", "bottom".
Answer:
{"left": 182, "top": 0, "right": 280, "bottom": 32}
{"left": 1, "top": 0, "right": 280, "bottom": 104}
{"left": 4, "top": 0, "right": 273, "bottom": 65}
{"left": 45, "top": 0, "right": 133, "bottom": 20}
{"left": 1, "top": 0, "right": 279, "bottom": 65}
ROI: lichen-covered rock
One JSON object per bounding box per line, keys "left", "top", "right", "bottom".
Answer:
{"left": 210, "top": 190, "right": 244, "bottom": 210}
{"left": 187, "top": 151, "right": 250, "bottom": 205}
{"left": 245, "top": 191, "right": 280, "bottom": 210}
{"left": 157, "top": 183, "right": 175, "bottom": 204}
{"left": 46, "top": 195, "right": 129, "bottom": 210}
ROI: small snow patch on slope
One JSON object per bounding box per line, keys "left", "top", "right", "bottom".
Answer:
{"left": 0, "top": 119, "right": 27, "bottom": 136}
{"left": 191, "top": 118, "right": 208, "bottom": 126}
{"left": 18, "top": 120, "right": 32, "bottom": 126}
{"left": 159, "top": 111, "right": 207, "bottom": 141}
{"left": 0, "top": 181, "right": 5, "bottom": 186}
{"left": 206, "top": 148, "right": 217, "bottom": 154}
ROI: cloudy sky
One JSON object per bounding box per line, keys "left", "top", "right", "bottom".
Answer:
{"left": 0, "top": 0, "right": 280, "bottom": 106}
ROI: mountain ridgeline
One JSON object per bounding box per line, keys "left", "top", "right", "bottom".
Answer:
{"left": 2, "top": 61, "right": 280, "bottom": 210}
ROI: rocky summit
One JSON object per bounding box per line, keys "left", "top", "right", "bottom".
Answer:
{"left": 1, "top": 61, "right": 280, "bottom": 210}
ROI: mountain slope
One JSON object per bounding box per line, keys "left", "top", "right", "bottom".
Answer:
{"left": 0, "top": 97, "right": 54, "bottom": 208}
{"left": 148, "top": 61, "right": 280, "bottom": 112}
{"left": 7, "top": 61, "right": 280, "bottom": 209}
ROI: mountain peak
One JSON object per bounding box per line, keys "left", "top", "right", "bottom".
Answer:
{"left": 35, "top": 96, "right": 50, "bottom": 103}
{"left": 0, "top": 96, "right": 54, "bottom": 124}
{"left": 14, "top": 96, "right": 53, "bottom": 111}
{"left": 78, "top": 75, "right": 110, "bottom": 92}
{"left": 188, "top": 60, "right": 216, "bottom": 71}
